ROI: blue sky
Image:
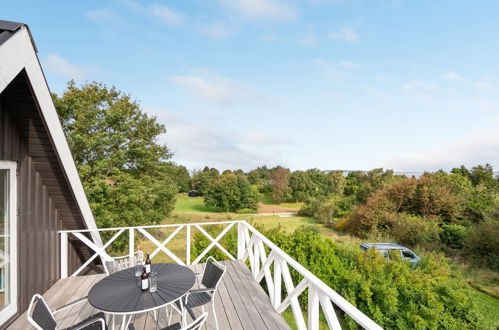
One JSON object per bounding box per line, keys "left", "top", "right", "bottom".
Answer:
{"left": 3, "top": 0, "right": 499, "bottom": 171}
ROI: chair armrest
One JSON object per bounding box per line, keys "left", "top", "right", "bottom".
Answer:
{"left": 72, "top": 317, "right": 106, "bottom": 330}
{"left": 190, "top": 288, "right": 215, "bottom": 294}
{"left": 184, "top": 288, "right": 215, "bottom": 304}
{"left": 53, "top": 296, "right": 88, "bottom": 314}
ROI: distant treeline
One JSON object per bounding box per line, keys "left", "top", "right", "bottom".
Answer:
{"left": 171, "top": 164, "right": 498, "bottom": 270}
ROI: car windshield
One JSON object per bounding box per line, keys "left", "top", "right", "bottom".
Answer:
{"left": 401, "top": 250, "right": 414, "bottom": 258}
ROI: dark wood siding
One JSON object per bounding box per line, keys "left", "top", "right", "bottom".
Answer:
{"left": 0, "top": 72, "right": 90, "bottom": 326}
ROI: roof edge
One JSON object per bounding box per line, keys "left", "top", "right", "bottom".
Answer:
{"left": 0, "top": 20, "right": 37, "bottom": 52}
{"left": 0, "top": 26, "right": 101, "bottom": 245}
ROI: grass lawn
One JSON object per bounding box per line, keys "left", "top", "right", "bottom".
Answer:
{"left": 472, "top": 289, "right": 499, "bottom": 328}
{"left": 174, "top": 194, "right": 221, "bottom": 213}
{"left": 260, "top": 193, "right": 304, "bottom": 209}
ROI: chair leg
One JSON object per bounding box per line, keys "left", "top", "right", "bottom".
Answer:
{"left": 212, "top": 302, "right": 219, "bottom": 330}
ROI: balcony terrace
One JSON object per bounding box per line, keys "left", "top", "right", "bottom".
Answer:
{"left": 9, "top": 221, "right": 382, "bottom": 330}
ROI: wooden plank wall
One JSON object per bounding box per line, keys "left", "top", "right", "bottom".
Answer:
{"left": 0, "top": 76, "right": 88, "bottom": 327}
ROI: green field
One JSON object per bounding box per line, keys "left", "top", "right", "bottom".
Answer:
{"left": 159, "top": 194, "right": 499, "bottom": 328}
{"left": 174, "top": 195, "right": 222, "bottom": 213}
{"left": 260, "top": 193, "right": 304, "bottom": 209}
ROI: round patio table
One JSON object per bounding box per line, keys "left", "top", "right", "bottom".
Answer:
{"left": 88, "top": 263, "right": 195, "bottom": 330}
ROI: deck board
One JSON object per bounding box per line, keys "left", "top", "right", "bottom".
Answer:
{"left": 8, "top": 260, "right": 290, "bottom": 330}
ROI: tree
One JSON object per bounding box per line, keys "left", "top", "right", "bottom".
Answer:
{"left": 52, "top": 81, "right": 177, "bottom": 231}
{"left": 289, "top": 170, "right": 316, "bottom": 201}
{"left": 452, "top": 164, "right": 497, "bottom": 188}
{"left": 325, "top": 170, "right": 346, "bottom": 195}
{"left": 247, "top": 166, "right": 271, "bottom": 184}
{"left": 271, "top": 167, "right": 291, "bottom": 203}
{"left": 204, "top": 173, "right": 259, "bottom": 212}
{"left": 164, "top": 163, "right": 191, "bottom": 193}
{"left": 192, "top": 167, "right": 219, "bottom": 195}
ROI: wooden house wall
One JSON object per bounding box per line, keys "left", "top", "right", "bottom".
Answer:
{"left": 0, "top": 76, "right": 89, "bottom": 325}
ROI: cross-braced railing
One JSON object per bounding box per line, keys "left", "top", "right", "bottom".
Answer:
{"left": 59, "top": 221, "right": 382, "bottom": 330}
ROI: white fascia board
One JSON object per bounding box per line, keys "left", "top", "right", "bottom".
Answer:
{"left": 0, "top": 26, "right": 103, "bottom": 246}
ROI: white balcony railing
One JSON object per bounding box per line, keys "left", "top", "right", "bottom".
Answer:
{"left": 59, "top": 221, "right": 382, "bottom": 330}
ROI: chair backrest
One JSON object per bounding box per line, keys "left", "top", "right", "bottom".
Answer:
{"left": 27, "top": 294, "right": 57, "bottom": 330}
{"left": 183, "top": 312, "right": 208, "bottom": 330}
{"left": 201, "top": 257, "right": 226, "bottom": 290}
{"left": 104, "top": 250, "right": 144, "bottom": 274}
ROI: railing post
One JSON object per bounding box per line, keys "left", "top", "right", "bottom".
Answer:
{"left": 60, "top": 232, "right": 68, "bottom": 279}
{"left": 128, "top": 228, "right": 134, "bottom": 263}
{"left": 273, "top": 255, "right": 282, "bottom": 309}
{"left": 253, "top": 238, "right": 260, "bottom": 279}
{"left": 308, "top": 285, "right": 319, "bottom": 330}
{"left": 186, "top": 225, "right": 191, "bottom": 265}
{"left": 237, "top": 222, "right": 245, "bottom": 259}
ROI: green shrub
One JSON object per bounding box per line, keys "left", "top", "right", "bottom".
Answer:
{"left": 204, "top": 173, "right": 259, "bottom": 212}
{"left": 266, "top": 228, "right": 482, "bottom": 329}
{"left": 193, "top": 225, "right": 483, "bottom": 329}
{"left": 463, "top": 219, "right": 499, "bottom": 270}
{"left": 440, "top": 224, "right": 467, "bottom": 249}
{"left": 390, "top": 213, "right": 441, "bottom": 247}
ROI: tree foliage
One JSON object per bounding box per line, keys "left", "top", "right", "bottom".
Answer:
{"left": 192, "top": 225, "right": 484, "bottom": 329}
{"left": 271, "top": 167, "right": 291, "bottom": 203}
{"left": 53, "top": 81, "right": 177, "bottom": 232}
{"left": 192, "top": 167, "right": 220, "bottom": 195}
{"left": 204, "top": 173, "right": 259, "bottom": 212}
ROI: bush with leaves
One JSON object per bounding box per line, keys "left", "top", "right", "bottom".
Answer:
{"left": 389, "top": 213, "right": 441, "bottom": 247}
{"left": 192, "top": 167, "right": 220, "bottom": 195}
{"left": 463, "top": 209, "right": 499, "bottom": 270}
{"left": 193, "top": 225, "right": 484, "bottom": 329}
{"left": 204, "top": 173, "right": 259, "bottom": 212}
{"left": 439, "top": 224, "right": 467, "bottom": 249}
{"left": 299, "top": 195, "right": 354, "bottom": 225}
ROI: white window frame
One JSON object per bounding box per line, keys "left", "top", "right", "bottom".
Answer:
{"left": 0, "top": 161, "right": 18, "bottom": 324}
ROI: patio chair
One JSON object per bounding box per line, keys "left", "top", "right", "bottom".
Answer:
{"left": 27, "top": 294, "right": 107, "bottom": 330}
{"left": 103, "top": 250, "right": 144, "bottom": 274}
{"left": 128, "top": 312, "right": 207, "bottom": 330}
{"left": 174, "top": 257, "right": 226, "bottom": 330}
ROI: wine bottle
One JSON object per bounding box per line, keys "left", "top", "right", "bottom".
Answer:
{"left": 141, "top": 266, "right": 149, "bottom": 291}
{"left": 145, "top": 254, "right": 151, "bottom": 274}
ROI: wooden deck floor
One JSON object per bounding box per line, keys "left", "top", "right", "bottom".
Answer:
{"left": 8, "top": 260, "right": 290, "bottom": 330}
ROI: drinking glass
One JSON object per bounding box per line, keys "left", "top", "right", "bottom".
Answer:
{"left": 149, "top": 272, "right": 158, "bottom": 293}
{"left": 134, "top": 260, "right": 143, "bottom": 277}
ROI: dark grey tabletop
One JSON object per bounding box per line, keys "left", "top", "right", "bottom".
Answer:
{"left": 88, "top": 263, "right": 196, "bottom": 314}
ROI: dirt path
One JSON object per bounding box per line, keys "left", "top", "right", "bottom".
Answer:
{"left": 257, "top": 202, "right": 299, "bottom": 214}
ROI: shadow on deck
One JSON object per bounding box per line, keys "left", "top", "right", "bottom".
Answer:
{"left": 8, "top": 260, "right": 290, "bottom": 330}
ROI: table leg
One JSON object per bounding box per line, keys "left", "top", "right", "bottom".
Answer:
{"left": 120, "top": 314, "right": 132, "bottom": 330}
{"left": 180, "top": 299, "right": 186, "bottom": 327}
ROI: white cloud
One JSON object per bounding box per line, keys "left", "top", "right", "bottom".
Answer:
{"left": 384, "top": 122, "right": 499, "bottom": 171}
{"left": 260, "top": 34, "right": 281, "bottom": 42}
{"left": 297, "top": 32, "right": 318, "bottom": 46}
{"left": 403, "top": 80, "right": 439, "bottom": 91}
{"left": 329, "top": 27, "right": 359, "bottom": 44}
{"left": 85, "top": 9, "right": 123, "bottom": 24}
{"left": 172, "top": 72, "right": 267, "bottom": 106}
{"left": 314, "top": 59, "right": 362, "bottom": 82}
{"left": 44, "top": 54, "right": 96, "bottom": 81}
{"left": 442, "top": 72, "right": 468, "bottom": 83}
{"left": 150, "top": 4, "right": 185, "bottom": 25}
{"left": 202, "top": 21, "right": 234, "bottom": 39}
{"left": 474, "top": 81, "right": 493, "bottom": 91}
{"left": 218, "top": 0, "right": 297, "bottom": 22}
{"left": 148, "top": 111, "right": 291, "bottom": 170}
{"left": 243, "top": 130, "right": 293, "bottom": 146}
